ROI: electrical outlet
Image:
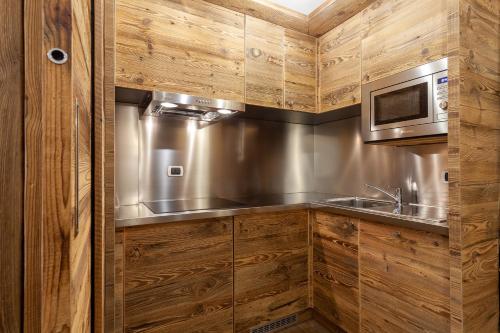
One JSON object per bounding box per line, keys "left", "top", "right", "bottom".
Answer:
{"left": 168, "top": 166, "right": 183, "bottom": 177}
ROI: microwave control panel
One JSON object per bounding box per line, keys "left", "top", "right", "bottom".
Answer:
{"left": 433, "top": 70, "right": 448, "bottom": 122}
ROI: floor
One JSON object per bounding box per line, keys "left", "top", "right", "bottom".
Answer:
{"left": 280, "top": 320, "right": 332, "bottom": 333}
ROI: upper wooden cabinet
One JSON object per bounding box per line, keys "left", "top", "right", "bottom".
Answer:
{"left": 284, "top": 30, "right": 317, "bottom": 113}
{"left": 361, "top": 0, "right": 448, "bottom": 83}
{"left": 115, "top": 0, "right": 245, "bottom": 102}
{"left": 245, "top": 16, "right": 285, "bottom": 108}
{"left": 318, "top": 12, "right": 362, "bottom": 112}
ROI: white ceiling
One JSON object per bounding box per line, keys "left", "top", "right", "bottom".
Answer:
{"left": 266, "top": 0, "right": 328, "bottom": 15}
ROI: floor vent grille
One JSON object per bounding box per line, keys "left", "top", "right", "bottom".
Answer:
{"left": 250, "top": 314, "right": 298, "bottom": 333}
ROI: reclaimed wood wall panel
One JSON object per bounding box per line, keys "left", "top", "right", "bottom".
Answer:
{"left": 203, "top": 0, "right": 309, "bottom": 34}
{"left": 359, "top": 221, "right": 450, "bottom": 332}
{"left": 447, "top": 0, "right": 500, "bottom": 331}
{"left": 308, "top": 0, "right": 376, "bottom": 37}
{"left": 312, "top": 212, "right": 359, "bottom": 333}
{"left": 245, "top": 16, "right": 285, "bottom": 108}
{"left": 94, "top": 0, "right": 116, "bottom": 330}
{"left": 123, "top": 218, "right": 234, "bottom": 333}
{"left": 234, "top": 210, "right": 309, "bottom": 333}
{"left": 0, "top": 0, "right": 23, "bottom": 331}
{"left": 116, "top": 0, "right": 245, "bottom": 102}
{"left": 361, "top": 0, "right": 448, "bottom": 83}
{"left": 318, "top": 12, "right": 361, "bottom": 112}
{"left": 284, "top": 30, "right": 317, "bottom": 113}
{"left": 115, "top": 230, "right": 124, "bottom": 333}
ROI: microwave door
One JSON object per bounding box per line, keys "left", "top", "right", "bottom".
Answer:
{"left": 370, "top": 75, "right": 434, "bottom": 131}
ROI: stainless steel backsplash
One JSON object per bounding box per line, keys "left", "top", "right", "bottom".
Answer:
{"left": 116, "top": 103, "right": 448, "bottom": 207}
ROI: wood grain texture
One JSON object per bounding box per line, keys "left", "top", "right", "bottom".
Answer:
{"left": 308, "top": 0, "right": 376, "bottom": 37}
{"left": 447, "top": 0, "right": 500, "bottom": 331}
{"left": 115, "top": 230, "right": 125, "bottom": 333}
{"left": 123, "top": 218, "right": 233, "bottom": 333}
{"left": 318, "top": 12, "right": 361, "bottom": 112}
{"left": 234, "top": 210, "right": 309, "bottom": 333}
{"left": 24, "top": 0, "right": 92, "bottom": 330}
{"left": 116, "top": 0, "right": 245, "bottom": 102}
{"left": 94, "top": 0, "right": 116, "bottom": 331}
{"left": 313, "top": 212, "right": 359, "bottom": 333}
{"left": 361, "top": 0, "right": 448, "bottom": 83}
{"left": 279, "top": 319, "right": 333, "bottom": 333}
{"left": 359, "top": 221, "right": 450, "bottom": 333}
{"left": 0, "top": 0, "right": 23, "bottom": 331}
{"left": 245, "top": 15, "right": 284, "bottom": 108}
{"left": 284, "top": 29, "right": 317, "bottom": 113}
{"left": 204, "top": 0, "right": 308, "bottom": 34}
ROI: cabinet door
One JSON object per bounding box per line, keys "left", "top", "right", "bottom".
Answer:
{"left": 318, "top": 13, "right": 361, "bottom": 112}
{"left": 234, "top": 210, "right": 309, "bottom": 333}
{"left": 284, "top": 30, "right": 317, "bottom": 113}
{"left": 359, "top": 221, "right": 450, "bottom": 332}
{"left": 361, "top": 0, "right": 447, "bottom": 83}
{"left": 116, "top": 0, "right": 245, "bottom": 102}
{"left": 245, "top": 16, "right": 284, "bottom": 108}
{"left": 122, "top": 218, "right": 234, "bottom": 333}
{"left": 313, "top": 212, "right": 359, "bottom": 332}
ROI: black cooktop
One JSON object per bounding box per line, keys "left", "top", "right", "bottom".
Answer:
{"left": 143, "top": 198, "right": 245, "bottom": 214}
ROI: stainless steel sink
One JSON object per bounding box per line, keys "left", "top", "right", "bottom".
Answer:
{"left": 325, "top": 197, "right": 394, "bottom": 209}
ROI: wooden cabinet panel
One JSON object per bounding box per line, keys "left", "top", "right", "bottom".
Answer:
{"left": 245, "top": 16, "right": 285, "bottom": 108}
{"left": 116, "top": 0, "right": 245, "bottom": 102}
{"left": 361, "top": 0, "right": 448, "bottom": 83}
{"left": 284, "top": 30, "right": 317, "bottom": 113}
{"left": 359, "top": 221, "right": 450, "bottom": 332}
{"left": 234, "top": 210, "right": 309, "bottom": 332}
{"left": 318, "top": 13, "right": 361, "bottom": 112}
{"left": 313, "top": 212, "right": 359, "bottom": 333}
{"left": 122, "top": 218, "right": 233, "bottom": 333}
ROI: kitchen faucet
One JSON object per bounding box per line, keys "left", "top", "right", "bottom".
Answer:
{"left": 365, "top": 184, "right": 402, "bottom": 206}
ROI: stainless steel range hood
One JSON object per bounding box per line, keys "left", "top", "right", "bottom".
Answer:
{"left": 142, "top": 91, "right": 245, "bottom": 122}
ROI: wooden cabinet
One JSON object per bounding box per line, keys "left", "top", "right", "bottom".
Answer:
{"left": 120, "top": 218, "right": 234, "bottom": 333}
{"left": 359, "top": 221, "right": 450, "bottom": 332}
{"left": 361, "top": 0, "right": 448, "bottom": 83}
{"left": 234, "top": 210, "right": 309, "bottom": 332}
{"left": 115, "top": 0, "right": 245, "bottom": 102}
{"left": 318, "top": 12, "right": 362, "bottom": 112}
{"left": 245, "top": 16, "right": 285, "bottom": 108}
{"left": 284, "top": 30, "right": 317, "bottom": 113}
{"left": 312, "top": 211, "right": 359, "bottom": 332}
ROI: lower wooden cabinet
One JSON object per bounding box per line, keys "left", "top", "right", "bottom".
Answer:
{"left": 234, "top": 210, "right": 310, "bottom": 333}
{"left": 119, "top": 218, "right": 234, "bottom": 333}
{"left": 313, "top": 211, "right": 360, "bottom": 332}
{"left": 359, "top": 221, "right": 450, "bottom": 333}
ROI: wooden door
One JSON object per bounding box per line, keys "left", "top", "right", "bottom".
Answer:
{"left": 312, "top": 211, "right": 360, "bottom": 332}
{"left": 359, "top": 221, "right": 450, "bottom": 332}
{"left": 245, "top": 16, "right": 285, "bottom": 108}
{"left": 234, "top": 210, "right": 309, "bottom": 333}
{"left": 24, "top": 0, "right": 92, "bottom": 330}
{"left": 120, "top": 218, "right": 234, "bottom": 333}
{"left": 318, "top": 12, "right": 362, "bottom": 112}
{"left": 284, "top": 29, "right": 317, "bottom": 113}
{"left": 115, "top": 0, "right": 245, "bottom": 102}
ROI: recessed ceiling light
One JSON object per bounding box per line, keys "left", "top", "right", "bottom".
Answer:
{"left": 217, "top": 109, "right": 233, "bottom": 115}
{"left": 160, "top": 102, "right": 178, "bottom": 108}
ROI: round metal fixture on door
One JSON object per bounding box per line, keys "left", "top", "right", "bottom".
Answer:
{"left": 47, "top": 48, "right": 69, "bottom": 64}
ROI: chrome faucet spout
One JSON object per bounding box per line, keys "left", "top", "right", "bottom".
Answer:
{"left": 365, "top": 184, "right": 402, "bottom": 206}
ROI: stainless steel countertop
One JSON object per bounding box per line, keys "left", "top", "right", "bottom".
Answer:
{"left": 116, "top": 192, "right": 449, "bottom": 235}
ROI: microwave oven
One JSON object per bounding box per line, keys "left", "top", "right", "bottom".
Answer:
{"left": 361, "top": 58, "right": 448, "bottom": 142}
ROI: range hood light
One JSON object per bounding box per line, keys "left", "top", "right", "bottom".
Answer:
{"left": 160, "top": 102, "right": 178, "bottom": 108}
{"left": 217, "top": 109, "right": 233, "bottom": 115}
